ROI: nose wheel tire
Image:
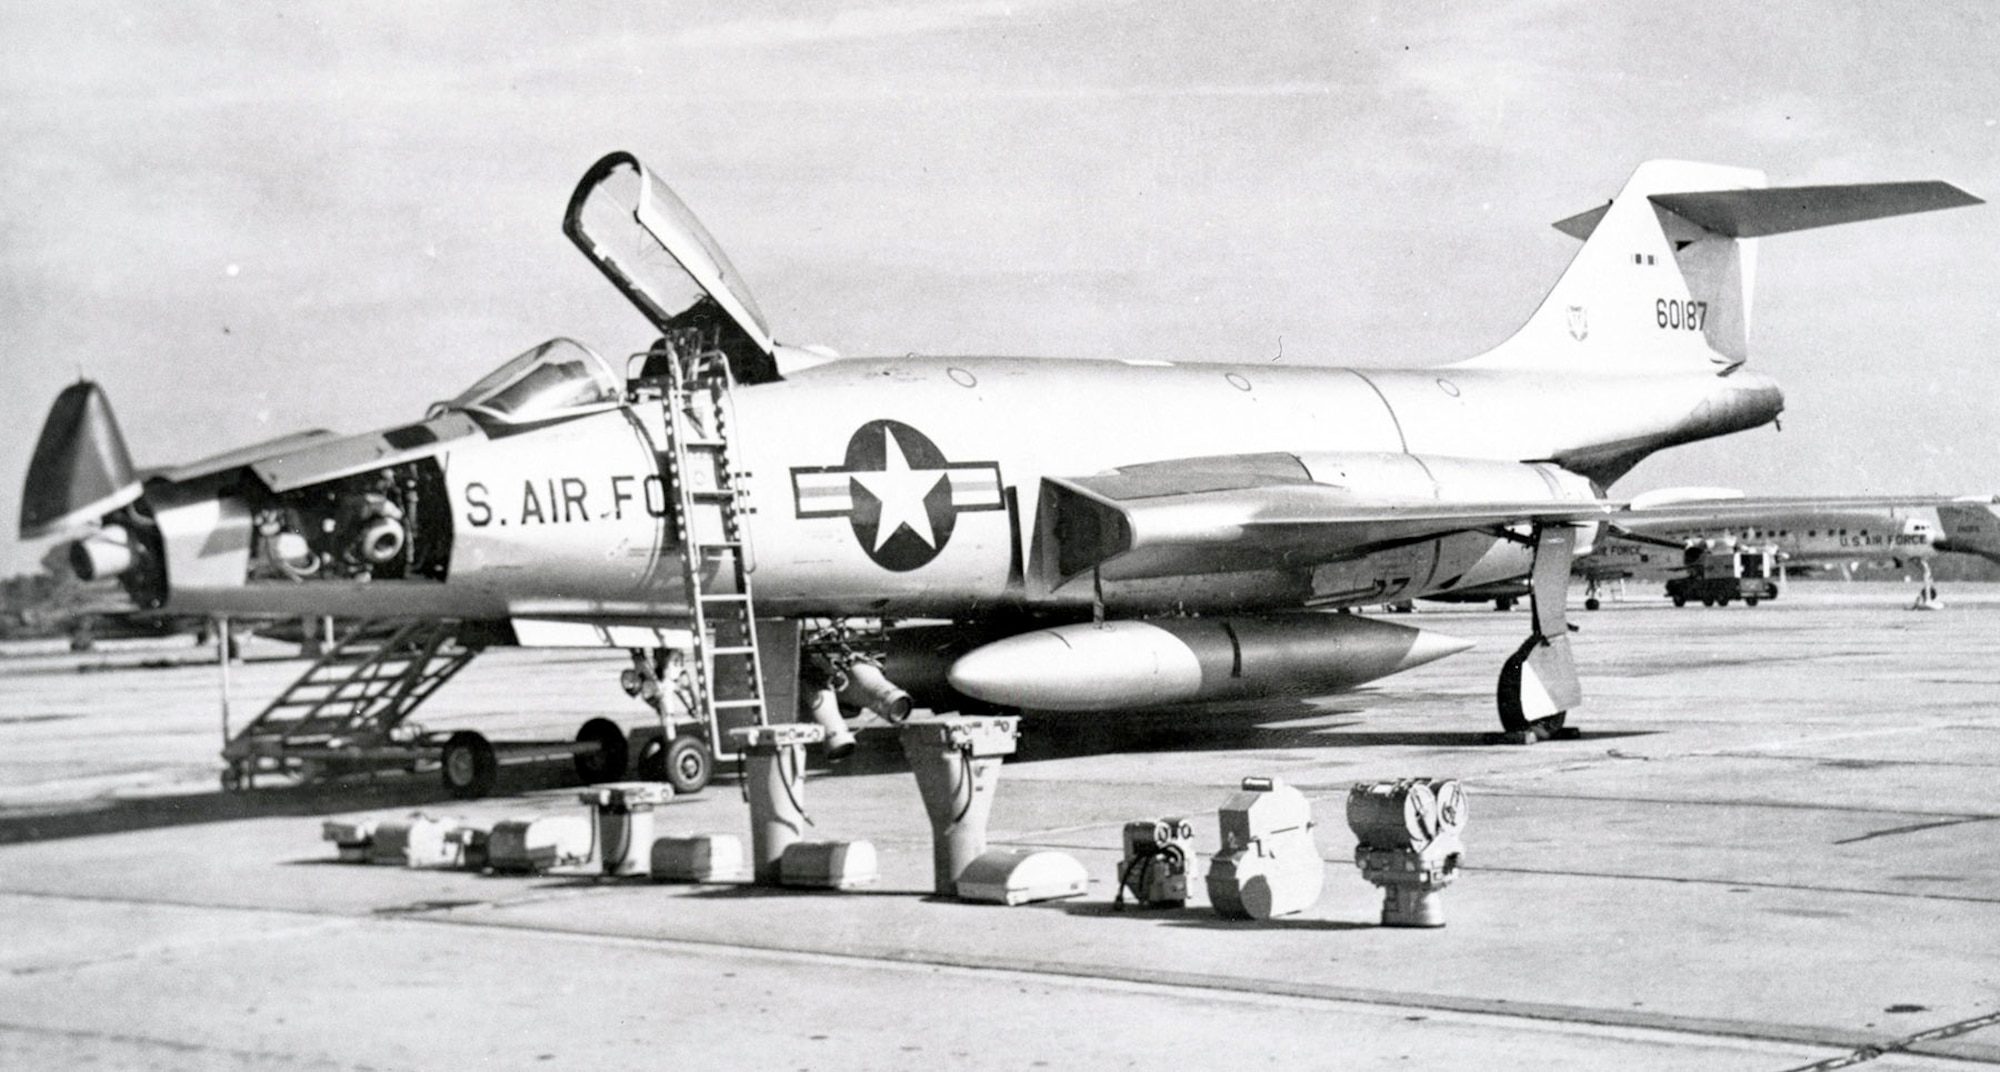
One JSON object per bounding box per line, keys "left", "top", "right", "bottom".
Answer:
{"left": 663, "top": 735, "right": 713, "bottom": 794}
{"left": 441, "top": 731, "right": 498, "bottom": 799}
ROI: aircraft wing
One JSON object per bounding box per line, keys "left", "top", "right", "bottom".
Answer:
{"left": 1032, "top": 454, "right": 1617, "bottom": 590}
{"left": 1612, "top": 494, "right": 1953, "bottom": 533}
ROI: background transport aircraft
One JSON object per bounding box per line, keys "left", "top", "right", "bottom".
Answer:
{"left": 18, "top": 152, "right": 1979, "bottom": 795}
{"left": 1573, "top": 493, "right": 2000, "bottom": 608}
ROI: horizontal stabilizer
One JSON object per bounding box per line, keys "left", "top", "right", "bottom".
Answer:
{"left": 1651, "top": 181, "right": 1982, "bottom": 238}
{"left": 1627, "top": 487, "right": 1745, "bottom": 510}
{"left": 1473, "top": 161, "right": 1982, "bottom": 373}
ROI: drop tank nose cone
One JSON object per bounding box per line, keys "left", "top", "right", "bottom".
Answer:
{"left": 947, "top": 621, "right": 1202, "bottom": 712}
{"left": 1396, "top": 627, "right": 1476, "bottom": 672}
{"left": 21, "top": 381, "right": 140, "bottom": 539}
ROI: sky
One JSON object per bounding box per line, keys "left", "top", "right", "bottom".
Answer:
{"left": 3, "top": 1, "right": 1997, "bottom": 577}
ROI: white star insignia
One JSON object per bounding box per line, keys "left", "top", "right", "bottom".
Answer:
{"left": 851, "top": 427, "right": 948, "bottom": 552}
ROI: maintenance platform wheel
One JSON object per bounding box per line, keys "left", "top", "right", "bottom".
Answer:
{"left": 441, "top": 731, "right": 498, "bottom": 800}
{"left": 1494, "top": 597, "right": 1516, "bottom": 611}
{"left": 655, "top": 735, "right": 713, "bottom": 795}
{"left": 1584, "top": 596, "right": 1601, "bottom": 611}
{"left": 220, "top": 764, "right": 246, "bottom": 793}
{"left": 572, "top": 717, "right": 630, "bottom": 785}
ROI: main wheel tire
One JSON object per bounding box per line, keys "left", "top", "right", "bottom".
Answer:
{"left": 441, "top": 731, "right": 498, "bottom": 800}
{"left": 1496, "top": 636, "right": 1538, "bottom": 734}
{"left": 1584, "top": 597, "right": 1601, "bottom": 611}
{"left": 663, "top": 736, "right": 713, "bottom": 795}
{"left": 573, "top": 718, "right": 629, "bottom": 785}
{"left": 1497, "top": 636, "right": 1571, "bottom": 740}
{"left": 1745, "top": 596, "right": 1760, "bottom": 607}
{"left": 1672, "top": 595, "right": 1687, "bottom": 607}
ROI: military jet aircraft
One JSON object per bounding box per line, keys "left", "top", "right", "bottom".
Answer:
{"left": 19, "top": 152, "right": 1980, "bottom": 794}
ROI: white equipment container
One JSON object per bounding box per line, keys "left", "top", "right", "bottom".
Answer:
{"left": 1206, "top": 776, "right": 1323, "bottom": 920}
{"left": 956, "top": 849, "right": 1089, "bottom": 906}
{"left": 779, "top": 840, "right": 879, "bottom": 890}
{"left": 650, "top": 835, "right": 746, "bottom": 883}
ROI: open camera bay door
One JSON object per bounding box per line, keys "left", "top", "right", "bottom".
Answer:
{"left": 564, "top": 151, "right": 783, "bottom": 384}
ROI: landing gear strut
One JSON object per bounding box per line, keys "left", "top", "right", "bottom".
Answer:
{"left": 1495, "top": 523, "right": 1584, "bottom": 744}
{"left": 622, "top": 647, "right": 717, "bottom": 794}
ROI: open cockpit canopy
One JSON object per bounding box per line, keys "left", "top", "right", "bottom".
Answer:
{"left": 440, "top": 338, "right": 621, "bottom": 427}
{"left": 565, "top": 151, "right": 782, "bottom": 383}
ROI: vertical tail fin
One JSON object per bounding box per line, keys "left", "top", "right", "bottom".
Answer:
{"left": 21, "top": 381, "right": 140, "bottom": 539}
{"left": 1937, "top": 497, "right": 2000, "bottom": 565}
{"left": 1457, "top": 161, "right": 1980, "bottom": 372}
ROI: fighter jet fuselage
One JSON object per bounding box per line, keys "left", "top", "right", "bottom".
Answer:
{"left": 80, "top": 354, "right": 1779, "bottom": 625}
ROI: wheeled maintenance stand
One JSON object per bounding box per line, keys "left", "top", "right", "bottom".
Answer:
{"left": 731, "top": 724, "right": 824, "bottom": 885}
{"left": 579, "top": 782, "right": 675, "bottom": 877}
{"left": 899, "top": 716, "right": 1019, "bottom": 897}
{"left": 1346, "top": 778, "right": 1468, "bottom": 927}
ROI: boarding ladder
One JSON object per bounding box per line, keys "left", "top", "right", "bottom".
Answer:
{"left": 221, "top": 619, "right": 483, "bottom": 787}
{"left": 657, "top": 332, "right": 772, "bottom": 763}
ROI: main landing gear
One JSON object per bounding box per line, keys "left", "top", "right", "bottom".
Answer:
{"left": 1494, "top": 523, "right": 1585, "bottom": 745}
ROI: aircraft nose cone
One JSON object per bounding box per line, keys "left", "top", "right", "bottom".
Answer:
{"left": 21, "top": 381, "right": 140, "bottom": 539}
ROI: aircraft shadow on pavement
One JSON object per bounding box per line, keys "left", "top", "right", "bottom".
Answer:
{"left": 1060, "top": 900, "right": 1377, "bottom": 931}
{"left": 0, "top": 759, "right": 593, "bottom": 846}
{"left": 1, "top": 711, "right": 1660, "bottom": 845}
{"left": 821, "top": 700, "right": 1659, "bottom": 777}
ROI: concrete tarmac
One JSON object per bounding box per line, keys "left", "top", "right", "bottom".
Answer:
{"left": 1, "top": 584, "right": 1996, "bottom": 1070}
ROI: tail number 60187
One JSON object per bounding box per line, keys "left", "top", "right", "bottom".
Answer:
{"left": 1656, "top": 298, "right": 1708, "bottom": 331}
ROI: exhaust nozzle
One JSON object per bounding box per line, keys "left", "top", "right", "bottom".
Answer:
{"left": 836, "top": 659, "right": 913, "bottom": 722}
{"left": 67, "top": 525, "right": 134, "bottom": 581}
